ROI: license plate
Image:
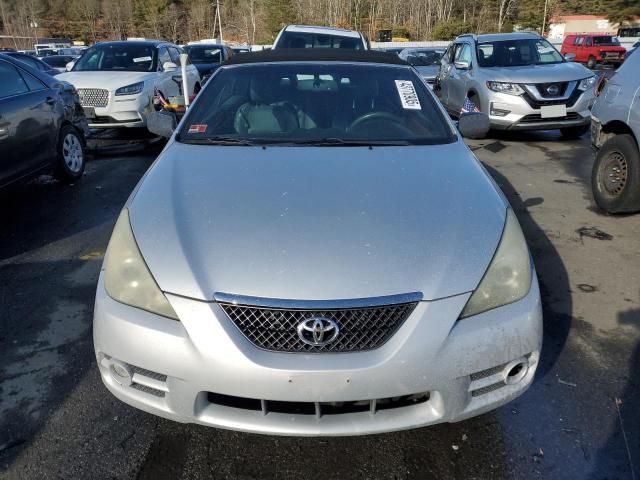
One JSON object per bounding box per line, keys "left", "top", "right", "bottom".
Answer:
{"left": 540, "top": 104, "right": 566, "bottom": 118}
{"left": 83, "top": 107, "right": 96, "bottom": 119}
{"left": 605, "top": 52, "right": 619, "bottom": 58}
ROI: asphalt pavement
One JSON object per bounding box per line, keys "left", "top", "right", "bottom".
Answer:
{"left": 0, "top": 131, "right": 638, "bottom": 479}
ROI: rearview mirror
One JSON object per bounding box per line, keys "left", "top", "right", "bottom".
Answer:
{"left": 147, "top": 110, "right": 177, "bottom": 138}
{"left": 454, "top": 60, "right": 470, "bottom": 70}
{"left": 163, "top": 61, "right": 179, "bottom": 72}
{"left": 564, "top": 53, "right": 576, "bottom": 62}
{"left": 66, "top": 61, "right": 75, "bottom": 71}
{"left": 458, "top": 112, "right": 490, "bottom": 140}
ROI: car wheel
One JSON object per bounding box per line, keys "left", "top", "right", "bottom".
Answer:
{"left": 560, "top": 125, "right": 590, "bottom": 139}
{"left": 54, "top": 125, "right": 85, "bottom": 183}
{"left": 591, "top": 134, "right": 640, "bottom": 213}
{"left": 587, "top": 55, "right": 597, "bottom": 69}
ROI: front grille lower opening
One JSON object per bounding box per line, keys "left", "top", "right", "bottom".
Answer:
{"left": 206, "top": 392, "right": 430, "bottom": 416}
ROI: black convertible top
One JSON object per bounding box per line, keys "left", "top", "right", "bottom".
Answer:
{"left": 225, "top": 48, "right": 409, "bottom": 66}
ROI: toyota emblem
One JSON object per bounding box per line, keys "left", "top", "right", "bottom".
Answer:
{"left": 297, "top": 317, "right": 339, "bottom": 346}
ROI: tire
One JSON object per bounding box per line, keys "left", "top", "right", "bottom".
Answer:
{"left": 587, "top": 55, "right": 597, "bottom": 69}
{"left": 591, "top": 134, "right": 640, "bottom": 214}
{"left": 54, "top": 125, "right": 85, "bottom": 184}
{"left": 560, "top": 125, "right": 590, "bottom": 139}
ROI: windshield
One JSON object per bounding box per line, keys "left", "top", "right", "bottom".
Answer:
{"left": 179, "top": 63, "right": 455, "bottom": 146}
{"left": 184, "top": 45, "right": 222, "bottom": 64}
{"left": 593, "top": 36, "right": 620, "bottom": 46}
{"left": 403, "top": 49, "right": 444, "bottom": 66}
{"left": 276, "top": 32, "right": 363, "bottom": 50}
{"left": 72, "top": 44, "right": 156, "bottom": 72}
{"left": 477, "top": 39, "right": 563, "bottom": 67}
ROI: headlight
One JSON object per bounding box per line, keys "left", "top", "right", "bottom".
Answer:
{"left": 578, "top": 75, "right": 597, "bottom": 91}
{"left": 104, "top": 209, "right": 179, "bottom": 320}
{"left": 486, "top": 81, "right": 524, "bottom": 96}
{"left": 115, "top": 81, "right": 144, "bottom": 96}
{"left": 459, "top": 209, "right": 532, "bottom": 319}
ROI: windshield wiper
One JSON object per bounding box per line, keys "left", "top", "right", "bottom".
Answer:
{"left": 179, "top": 136, "right": 257, "bottom": 146}
{"left": 289, "top": 138, "right": 412, "bottom": 146}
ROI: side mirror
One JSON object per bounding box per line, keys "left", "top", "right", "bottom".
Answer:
{"left": 66, "top": 61, "right": 75, "bottom": 71}
{"left": 564, "top": 53, "right": 576, "bottom": 62}
{"left": 163, "top": 61, "right": 179, "bottom": 72}
{"left": 147, "top": 110, "right": 177, "bottom": 138}
{"left": 454, "top": 60, "right": 470, "bottom": 70}
{"left": 458, "top": 112, "right": 490, "bottom": 139}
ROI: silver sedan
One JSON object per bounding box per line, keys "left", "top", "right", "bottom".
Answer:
{"left": 93, "top": 49, "right": 542, "bottom": 436}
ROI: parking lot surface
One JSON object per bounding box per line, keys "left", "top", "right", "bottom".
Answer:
{"left": 1, "top": 132, "right": 638, "bottom": 479}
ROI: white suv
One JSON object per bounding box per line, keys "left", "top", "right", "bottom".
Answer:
{"left": 58, "top": 40, "right": 201, "bottom": 130}
{"left": 273, "top": 25, "right": 369, "bottom": 50}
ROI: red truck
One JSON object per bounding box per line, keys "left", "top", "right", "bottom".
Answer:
{"left": 561, "top": 34, "right": 627, "bottom": 69}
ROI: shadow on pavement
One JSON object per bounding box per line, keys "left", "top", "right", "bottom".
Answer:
{"left": 482, "top": 163, "right": 572, "bottom": 379}
{"left": 588, "top": 307, "right": 640, "bottom": 479}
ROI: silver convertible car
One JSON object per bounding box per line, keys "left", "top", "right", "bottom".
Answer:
{"left": 94, "top": 49, "right": 542, "bottom": 436}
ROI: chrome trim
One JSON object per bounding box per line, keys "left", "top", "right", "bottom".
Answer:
{"left": 213, "top": 291, "right": 424, "bottom": 309}
{"left": 521, "top": 80, "right": 577, "bottom": 101}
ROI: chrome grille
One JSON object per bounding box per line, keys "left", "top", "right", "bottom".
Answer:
{"left": 77, "top": 88, "right": 109, "bottom": 107}
{"left": 218, "top": 295, "right": 419, "bottom": 353}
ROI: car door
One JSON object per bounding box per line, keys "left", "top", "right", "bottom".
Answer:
{"left": 437, "top": 43, "right": 457, "bottom": 107}
{"left": 0, "top": 59, "right": 56, "bottom": 187}
{"left": 155, "top": 46, "right": 181, "bottom": 99}
{"left": 169, "top": 46, "right": 199, "bottom": 94}
{"left": 448, "top": 43, "right": 473, "bottom": 114}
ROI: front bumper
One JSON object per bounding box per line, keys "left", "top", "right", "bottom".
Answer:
{"left": 94, "top": 274, "right": 543, "bottom": 436}
{"left": 486, "top": 88, "right": 595, "bottom": 131}
{"left": 83, "top": 92, "right": 153, "bottom": 129}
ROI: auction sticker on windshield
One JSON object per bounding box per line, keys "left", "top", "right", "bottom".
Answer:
{"left": 133, "top": 56, "right": 152, "bottom": 63}
{"left": 395, "top": 80, "right": 422, "bottom": 110}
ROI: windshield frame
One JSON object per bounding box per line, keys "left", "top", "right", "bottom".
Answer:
{"left": 71, "top": 43, "right": 158, "bottom": 72}
{"left": 177, "top": 61, "right": 458, "bottom": 146}
{"left": 476, "top": 38, "right": 565, "bottom": 67}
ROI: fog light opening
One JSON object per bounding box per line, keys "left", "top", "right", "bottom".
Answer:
{"left": 504, "top": 359, "right": 528, "bottom": 385}
{"left": 490, "top": 103, "right": 510, "bottom": 117}
{"left": 110, "top": 360, "right": 132, "bottom": 386}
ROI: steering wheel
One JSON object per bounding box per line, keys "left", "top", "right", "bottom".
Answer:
{"left": 348, "top": 111, "right": 413, "bottom": 136}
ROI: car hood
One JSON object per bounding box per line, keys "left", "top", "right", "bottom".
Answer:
{"left": 482, "top": 61, "right": 593, "bottom": 83}
{"left": 56, "top": 71, "right": 157, "bottom": 90}
{"left": 414, "top": 65, "right": 440, "bottom": 79}
{"left": 128, "top": 143, "right": 507, "bottom": 302}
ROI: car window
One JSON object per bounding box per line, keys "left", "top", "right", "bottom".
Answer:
{"left": 593, "top": 36, "right": 621, "bottom": 46}
{"left": 0, "top": 61, "right": 30, "bottom": 98}
{"left": 73, "top": 44, "right": 157, "bottom": 72}
{"left": 20, "top": 68, "right": 46, "bottom": 91}
{"left": 168, "top": 47, "right": 181, "bottom": 64}
{"left": 575, "top": 37, "right": 583, "bottom": 46}
{"left": 586, "top": 37, "right": 592, "bottom": 47}
{"left": 477, "top": 38, "right": 563, "bottom": 67}
{"left": 404, "top": 49, "right": 444, "bottom": 66}
{"left": 11, "top": 54, "right": 40, "bottom": 70}
{"left": 443, "top": 44, "right": 456, "bottom": 63}
{"left": 179, "top": 63, "right": 455, "bottom": 146}
{"left": 183, "top": 46, "right": 222, "bottom": 64}
{"left": 454, "top": 44, "right": 472, "bottom": 64}
{"left": 43, "top": 56, "right": 71, "bottom": 68}
{"left": 276, "top": 32, "right": 363, "bottom": 50}
{"left": 158, "top": 47, "right": 172, "bottom": 68}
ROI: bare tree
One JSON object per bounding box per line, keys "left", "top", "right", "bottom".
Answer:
{"left": 71, "top": 0, "right": 101, "bottom": 42}
{"left": 498, "top": 0, "right": 517, "bottom": 32}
